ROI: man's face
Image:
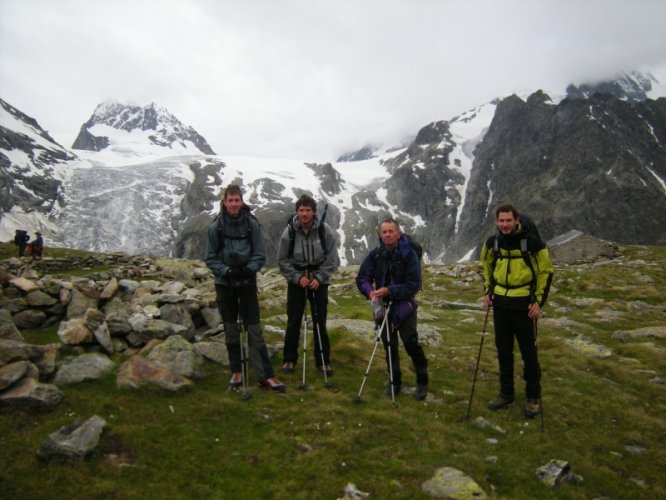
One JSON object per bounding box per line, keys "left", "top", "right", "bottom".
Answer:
{"left": 380, "top": 222, "right": 401, "bottom": 249}
{"left": 223, "top": 193, "right": 243, "bottom": 217}
{"left": 496, "top": 210, "right": 518, "bottom": 235}
{"left": 297, "top": 205, "right": 315, "bottom": 226}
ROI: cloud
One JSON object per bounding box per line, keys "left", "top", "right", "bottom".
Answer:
{"left": 2, "top": 0, "right": 666, "bottom": 160}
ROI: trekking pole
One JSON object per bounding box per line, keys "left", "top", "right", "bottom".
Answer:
{"left": 533, "top": 316, "right": 545, "bottom": 432}
{"left": 298, "top": 286, "right": 308, "bottom": 390}
{"left": 308, "top": 287, "right": 332, "bottom": 388}
{"left": 386, "top": 320, "right": 397, "bottom": 407}
{"left": 465, "top": 306, "right": 490, "bottom": 420}
{"left": 354, "top": 303, "right": 391, "bottom": 403}
{"left": 238, "top": 312, "right": 252, "bottom": 401}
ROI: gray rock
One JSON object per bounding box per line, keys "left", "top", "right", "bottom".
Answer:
{"left": 200, "top": 306, "right": 221, "bottom": 329}
{"left": 564, "top": 336, "right": 613, "bottom": 358}
{"left": 0, "top": 339, "right": 44, "bottom": 365}
{"left": 99, "top": 277, "right": 119, "bottom": 300}
{"left": 0, "top": 377, "right": 64, "bottom": 409}
{"left": 37, "top": 415, "right": 106, "bottom": 460}
{"left": 116, "top": 355, "right": 192, "bottom": 391}
{"left": 93, "top": 322, "right": 114, "bottom": 353}
{"left": 8, "top": 277, "right": 39, "bottom": 293}
{"left": 12, "top": 309, "right": 47, "bottom": 329}
{"left": 0, "top": 360, "right": 39, "bottom": 390}
{"left": 0, "top": 309, "right": 24, "bottom": 341}
{"left": 536, "top": 459, "right": 583, "bottom": 487}
{"left": 194, "top": 341, "right": 229, "bottom": 365}
{"left": 159, "top": 303, "right": 195, "bottom": 339}
{"left": 147, "top": 335, "right": 204, "bottom": 379}
{"left": 54, "top": 352, "right": 115, "bottom": 385}
{"left": 66, "top": 289, "right": 98, "bottom": 319}
{"left": 57, "top": 318, "right": 93, "bottom": 345}
{"left": 26, "top": 290, "right": 58, "bottom": 307}
{"left": 421, "top": 466, "right": 488, "bottom": 498}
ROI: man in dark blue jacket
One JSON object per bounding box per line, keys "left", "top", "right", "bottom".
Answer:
{"left": 356, "top": 218, "right": 429, "bottom": 400}
{"left": 205, "top": 184, "right": 285, "bottom": 393}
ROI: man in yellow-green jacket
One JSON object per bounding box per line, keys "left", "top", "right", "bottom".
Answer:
{"left": 481, "top": 203, "right": 554, "bottom": 418}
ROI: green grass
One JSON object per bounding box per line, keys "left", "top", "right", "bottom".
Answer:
{"left": 1, "top": 244, "right": 665, "bottom": 498}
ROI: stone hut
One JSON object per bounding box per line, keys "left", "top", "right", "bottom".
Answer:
{"left": 547, "top": 230, "right": 618, "bottom": 263}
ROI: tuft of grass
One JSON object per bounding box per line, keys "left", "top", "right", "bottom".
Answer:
{"left": 1, "top": 244, "right": 665, "bottom": 498}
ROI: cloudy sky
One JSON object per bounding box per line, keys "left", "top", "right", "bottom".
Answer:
{"left": 1, "top": 0, "right": 666, "bottom": 161}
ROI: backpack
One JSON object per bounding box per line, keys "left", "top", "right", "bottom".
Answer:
{"left": 489, "top": 213, "right": 549, "bottom": 302}
{"left": 213, "top": 205, "right": 258, "bottom": 253}
{"left": 404, "top": 233, "right": 423, "bottom": 262}
{"left": 286, "top": 204, "right": 329, "bottom": 258}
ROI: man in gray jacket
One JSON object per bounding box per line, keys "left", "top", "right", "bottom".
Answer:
{"left": 205, "top": 184, "right": 285, "bottom": 392}
{"left": 277, "top": 194, "right": 339, "bottom": 376}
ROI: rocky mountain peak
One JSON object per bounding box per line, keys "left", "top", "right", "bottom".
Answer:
{"left": 566, "top": 71, "right": 659, "bottom": 102}
{"left": 71, "top": 101, "right": 215, "bottom": 155}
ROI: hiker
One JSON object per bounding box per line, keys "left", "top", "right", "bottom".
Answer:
{"left": 27, "top": 231, "right": 44, "bottom": 259}
{"left": 481, "top": 203, "right": 554, "bottom": 418}
{"left": 356, "top": 218, "right": 429, "bottom": 400}
{"left": 204, "top": 184, "right": 285, "bottom": 393}
{"left": 277, "top": 194, "right": 339, "bottom": 376}
{"left": 14, "top": 229, "right": 29, "bottom": 257}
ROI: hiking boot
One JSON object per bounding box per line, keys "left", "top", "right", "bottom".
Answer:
{"left": 383, "top": 384, "right": 401, "bottom": 397}
{"left": 524, "top": 398, "right": 540, "bottom": 418}
{"left": 487, "top": 393, "right": 515, "bottom": 410}
{"left": 319, "top": 365, "right": 333, "bottom": 376}
{"left": 414, "top": 384, "right": 428, "bottom": 401}
{"left": 282, "top": 362, "right": 295, "bottom": 373}
{"left": 259, "top": 377, "right": 286, "bottom": 393}
{"left": 228, "top": 372, "right": 242, "bottom": 388}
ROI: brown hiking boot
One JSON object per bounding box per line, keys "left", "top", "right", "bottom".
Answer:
{"left": 487, "top": 393, "right": 515, "bottom": 410}
{"left": 524, "top": 398, "right": 541, "bottom": 418}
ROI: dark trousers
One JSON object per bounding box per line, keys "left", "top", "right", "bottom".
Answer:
{"left": 283, "top": 283, "right": 330, "bottom": 367}
{"left": 381, "top": 312, "right": 428, "bottom": 387}
{"left": 493, "top": 306, "right": 541, "bottom": 399}
{"left": 215, "top": 284, "right": 274, "bottom": 380}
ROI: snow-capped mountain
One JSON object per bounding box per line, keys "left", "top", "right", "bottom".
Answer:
{"left": 1, "top": 70, "right": 665, "bottom": 264}
{"left": 71, "top": 101, "right": 215, "bottom": 158}
{"left": 0, "top": 98, "right": 76, "bottom": 241}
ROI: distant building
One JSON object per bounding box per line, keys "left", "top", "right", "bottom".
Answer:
{"left": 547, "top": 230, "right": 618, "bottom": 263}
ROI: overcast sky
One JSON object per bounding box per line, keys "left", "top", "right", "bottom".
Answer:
{"left": 2, "top": 0, "right": 666, "bottom": 161}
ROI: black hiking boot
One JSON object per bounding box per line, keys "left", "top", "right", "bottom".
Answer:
{"left": 487, "top": 393, "right": 515, "bottom": 410}
{"left": 524, "top": 398, "right": 540, "bottom": 418}
{"left": 384, "top": 384, "right": 401, "bottom": 397}
{"left": 414, "top": 384, "right": 428, "bottom": 401}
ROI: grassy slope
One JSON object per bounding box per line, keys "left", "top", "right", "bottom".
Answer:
{"left": 1, "top": 243, "right": 665, "bottom": 499}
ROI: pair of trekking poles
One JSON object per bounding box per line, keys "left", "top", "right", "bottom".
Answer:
{"left": 297, "top": 272, "right": 333, "bottom": 390}
{"left": 353, "top": 300, "right": 400, "bottom": 407}
{"left": 465, "top": 307, "right": 545, "bottom": 431}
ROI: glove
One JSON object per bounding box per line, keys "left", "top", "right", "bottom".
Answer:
{"left": 242, "top": 266, "right": 255, "bottom": 278}
{"left": 226, "top": 268, "right": 243, "bottom": 280}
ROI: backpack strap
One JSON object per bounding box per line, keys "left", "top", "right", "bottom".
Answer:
{"left": 287, "top": 217, "right": 327, "bottom": 258}
{"left": 216, "top": 212, "right": 252, "bottom": 253}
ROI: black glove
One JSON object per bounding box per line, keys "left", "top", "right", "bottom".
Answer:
{"left": 242, "top": 266, "right": 255, "bottom": 278}
{"left": 226, "top": 268, "right": 243, "bottom": 280}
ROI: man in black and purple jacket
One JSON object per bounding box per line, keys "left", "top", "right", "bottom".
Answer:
{"left": 356, "top": 218, "right": 429, "bottom": 400}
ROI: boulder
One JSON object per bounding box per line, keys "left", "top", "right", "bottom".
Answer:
{"left": 147, "top": 335, "right": 204, "bottom": 379}
{"left": 0, "top": 377, "right": 64, "bottom": 409}
{"left": 421, "top": 466, "right": 488, "bottom": 499}
{"left": 37, "top": 415, "right": 106, "bottom": 460}
{"left": 0, "top": 309, "right": 24, "bottom": 341}
{"left": 116, "top": 355, "right": 192, "bottom": 391}
{"left": 53, "top": 352, "right": 115, "bottom": 385}
{"left": 0, "top": 360, "right": 39, "bottom": 390}
{"left": 57, "top": 318, "right": 93, "bottom": 345}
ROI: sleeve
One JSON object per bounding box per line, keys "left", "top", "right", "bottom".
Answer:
{"left": 246, "top": 218, "right": 266, "bottom": 272}
{"left": 481, "top": 239, "right": 494, "bottom": 294}
{"left": 313, "top": 223, "right": 339, "bottom": 284}
{"left": 277, "top": 226, "right": 301, "bottom": 284}
{"left": 355, "top": 252, "right": 376, "bottom": 298}
{"left": 204, "top": 222, "right": 227, "bottom": 278}
{"left": 534, "top": 247, "right": 554, "bottom": 306}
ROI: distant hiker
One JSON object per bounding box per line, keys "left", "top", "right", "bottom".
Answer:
{"left": 14, "top": 229, "right": 29, "bottom": 257}
{"left": 277, "top": 194, "right": 339, "bottom": 376}
{"left": 204, "top": 184, "right": 285, "bottom": 393}
{"left": 356, "top": 218, "right": 429, "bottom": 400}
{"left": 27, "top": 231, "right": 44, "bottom": 259}
{"left": 481, "top": 203, "right": 554, "bottom": 418}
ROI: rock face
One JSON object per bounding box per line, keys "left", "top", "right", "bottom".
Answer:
{"left": 71, "top": 101, "right": 215, "bottom": 155}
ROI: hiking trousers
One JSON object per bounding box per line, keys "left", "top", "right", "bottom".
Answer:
{"left": 492, "top": 305, "right": 541, "bottom": 399}
{"left": 215, "top": 284, "right": 274, "bottom": 380}
{"left": 381, "top": 312, "right": 428, "bottom": 388}
{"left": 283, "top": 283, "right": 330, "bottom": 367}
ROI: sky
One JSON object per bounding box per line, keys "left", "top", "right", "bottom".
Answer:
{"left": 1, "top": 0, "right": 666, "bottom": 161}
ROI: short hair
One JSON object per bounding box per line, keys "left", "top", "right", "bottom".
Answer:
{"left": 495, "top": 203, "right": 519, "bottom": 219}
{"left": 295, "top": 194, "right": 317, "bottom": 212}
{"left": 379, "top": 217, "right": 402, "bottom": 233}
{"left": 223, "top": 184, "right": 243, "bottom": 200}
